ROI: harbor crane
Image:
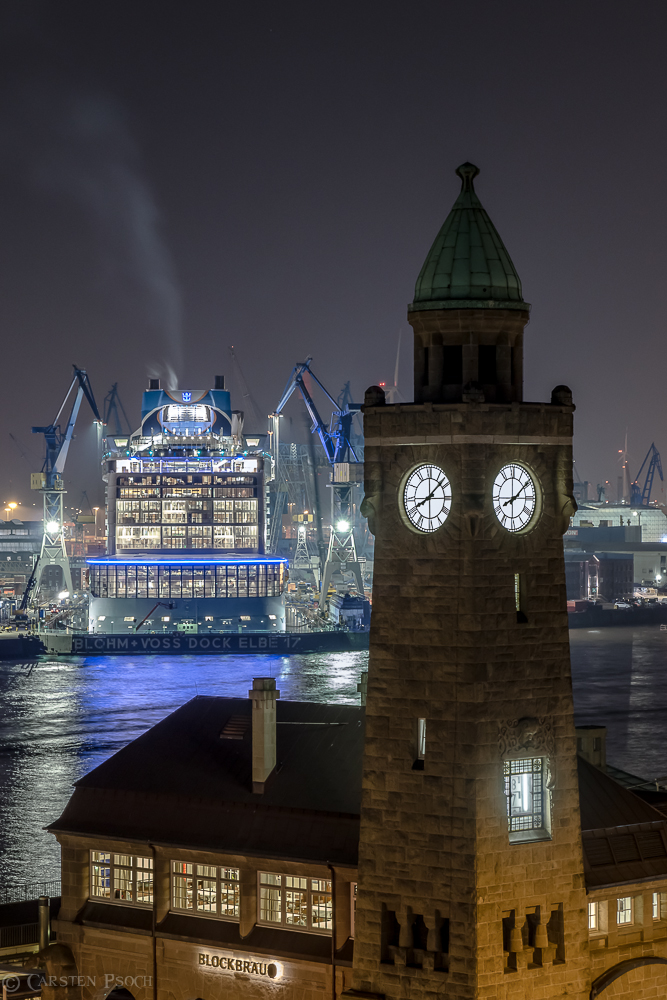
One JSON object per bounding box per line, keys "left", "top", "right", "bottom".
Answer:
{"left": 271, "top": 358, "right": 364, "bottom": 609}
{"left": 30, "top": 366, "right": 102, "bottom": 600}
{"left": 631, "top": 443, "right": 664, "bottom": 507}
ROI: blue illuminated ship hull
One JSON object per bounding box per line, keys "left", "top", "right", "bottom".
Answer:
{"left": 69, "top": 629, "right": 369, "bottom": 655}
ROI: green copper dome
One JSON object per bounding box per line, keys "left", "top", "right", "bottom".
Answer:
{"left": 409, "top": 163, "right": 528, "bottom": 312}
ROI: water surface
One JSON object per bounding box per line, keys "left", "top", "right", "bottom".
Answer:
{"left": 1, "top": 627, "right": 667, "bottom": 886}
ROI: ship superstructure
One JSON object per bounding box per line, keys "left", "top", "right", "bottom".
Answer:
{"left": 88, "top": 376, "right": 287, "bottom": 634}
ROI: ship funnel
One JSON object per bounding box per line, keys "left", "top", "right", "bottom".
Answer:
{"left": 215, "top": 375, "right": 226, "bottom": 390}
{"left": 148, "top": 378, "right": 161, "bottom": 390}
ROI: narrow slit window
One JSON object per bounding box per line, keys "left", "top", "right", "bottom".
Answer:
{"left": 418, "top": 719, "right": 426, "bottom": 758}
{"left": 514, "top": 573, "right": 527, "bottom": 623}
{"left": 413, "top": 718, "right": 426, "bottom": 770}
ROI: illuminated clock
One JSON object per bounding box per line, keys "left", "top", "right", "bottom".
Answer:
{"left": 492, "top": 464, "right": 538, "bottom": 532}
{"left": 402, "top": 464, "right": 452, "bottom": 533}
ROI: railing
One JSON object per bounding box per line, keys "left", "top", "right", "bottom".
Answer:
{"left": 0, "top": 880, "right": 61, "bottom": 906}
{"left": 0, "top": 922, "right": 39, "bottom": 949}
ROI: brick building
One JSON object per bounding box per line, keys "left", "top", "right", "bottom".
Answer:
{"left": 42, "top": 164, "right": 667, "bottom": 1000}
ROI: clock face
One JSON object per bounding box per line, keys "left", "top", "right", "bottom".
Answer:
{"left": 402, "top": 464, "right": 452, "bottom": 533}
{"left": 492, "top": 464, "right": 538, "bottom": 532}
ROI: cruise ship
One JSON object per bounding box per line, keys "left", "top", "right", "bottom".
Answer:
{"left": 88, "top": 376, "right": 287, "bottom": 635}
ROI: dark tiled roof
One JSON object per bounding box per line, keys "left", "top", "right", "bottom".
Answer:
{"left": 578, "top": 756, "right": 666, "bottom": 830}
{"left": 49, "top": 697, "right": 364, "bottom": 865}
{"left": 49, "top": 694, "right": 667, "bottom": 884}
{"left": 578, "top": 757, "right": 667, "bottom": 888}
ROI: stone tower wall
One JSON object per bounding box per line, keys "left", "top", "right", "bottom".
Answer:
{"left": 352, "top": 399, "right": 590, "bottom": 1000}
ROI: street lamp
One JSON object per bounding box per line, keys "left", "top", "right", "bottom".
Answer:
{"left": 4, "top": 502, "right": 18, "bottom": 521}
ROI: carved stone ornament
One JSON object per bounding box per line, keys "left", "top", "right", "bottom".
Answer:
{"left": 498, "top": 716, "right": 555, "bottom": 758}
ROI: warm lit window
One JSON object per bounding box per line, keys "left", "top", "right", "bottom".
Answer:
{"left": 90, "top": 851, "right": 153, "bottom": 905}
{"left": 171, "top": 863, "right": 239, "bottom": 919}
{"left": 258, "top": 872, "right": 332, "bottom": 934}
{"left": 504, "top": 758, "right": 551, "bottom": 841}
{"left": 617, "top": 897, "right": 633, "bottom": 925}
{"left": 588, "top": 901, "right": 598, "bottom": 930}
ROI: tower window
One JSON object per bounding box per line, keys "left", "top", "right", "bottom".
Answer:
{"left": 412, "top": 718, "right": 426, "bottom": 770}
{"left": 478, "top": 345, "right": 497, "bottom": 384}
{"left": 442, "top": 346, "right": 463, "bottom": 385}
{"left": 514, "top": 573, "right": 527, "bottom": 623}
{"left": 504, "top": 758, "right": 551, "bottom": 842}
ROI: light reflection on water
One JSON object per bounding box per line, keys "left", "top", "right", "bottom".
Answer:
{"left": 570, "top": 626, "right": 667, "bottom": 780}
{"left": 2, "top": 627, "right": 667, "bottom": 885}
{"left": 0, "top": 651, "right": 367, "bottom": 885}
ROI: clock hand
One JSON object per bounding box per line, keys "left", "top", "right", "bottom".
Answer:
{"left": 415, "top": 482, "right": 442, "bottom": 507}
{"left": 503, "top": 481, "right": 529, "bottom": 507}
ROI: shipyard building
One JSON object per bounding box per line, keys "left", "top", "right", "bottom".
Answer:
{"left": 88, "top": 378, "right": 287, "bottom": 634}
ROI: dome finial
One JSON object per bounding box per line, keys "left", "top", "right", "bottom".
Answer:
{"left": 455, "top": 161, "right": 480, "bottom": 191}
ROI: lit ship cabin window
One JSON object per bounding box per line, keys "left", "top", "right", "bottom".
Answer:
{"left": 172, "top": 863, "right": 239, "bottom": 919}
{"left": 503, "top": 758, "right": 551, "bottom": 842}
{"left": 90, "top": 851, "right": 153, "bottom": 905}
{"left": 258, "top": 872, "right": 332, "bottom": 934}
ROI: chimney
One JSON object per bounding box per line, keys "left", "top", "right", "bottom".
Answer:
{"left": 357, "top": 670, "right": 368, "bottom": 706}
{"left": 249, "top": 677, "right": 280, "bottom": 793}
{"left": 214, "top": 375, "right": 226, "bottom": 390}
{"left": 575, "top": 725, "right": 607, "bottom": 770}
{"left": 38, "top": 895, "right": 50, "bottom": 950}
{"left": 148, "top": 378, "right": 160, "bottom": 390}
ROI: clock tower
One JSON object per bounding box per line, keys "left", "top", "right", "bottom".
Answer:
{"left": 351, "top": 164, "right": 590, "bottom": 999}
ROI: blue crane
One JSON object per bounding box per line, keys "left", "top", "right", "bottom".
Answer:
{"left": 630, "top": 443, "right": 663, "bottom": 507}
{"left": 273, "top": 358, "right": 361, "bottom": 466}
{"left": 271, "top": 358, "right": 364, "bottom": 609}
{"left": 30, "top": 366, "right": 102, "bottom": 601}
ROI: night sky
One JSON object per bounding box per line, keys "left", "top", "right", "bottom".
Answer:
{"left": 0, "top": 1, "right": 665, "bottom": 512}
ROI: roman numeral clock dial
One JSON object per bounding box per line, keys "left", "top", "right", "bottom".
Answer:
{"left": 492, "top": 464, "right": 539, "bottom": 532}
{"left": 401, "top": 464, "right": 452, "bottom": 533}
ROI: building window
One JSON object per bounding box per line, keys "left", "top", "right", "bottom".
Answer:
{"left": 504, "top": 758, "right": 551, "bottom": 841}
{"left": 588, "top": 901, "right": 598, "bottom": 930}
{"left": 172, "top": 863, "right": 240, "bottom": 919}
{"left": 90, "top": 851, "right": 153, "bottom": 905}
{"left": 413, "top": 719, "right": 426, "bottom": 770}
{"left": 258, "top": 872, "right": 332, "bottom": 934}
{"left": 653, "top": 892, "right": 666, "bottom": 919}
{"left": 617, "top": 897, "right": 633, "bottom": 925}
{"left": 351, "top": 882, "right": 357, "bottom": 938}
